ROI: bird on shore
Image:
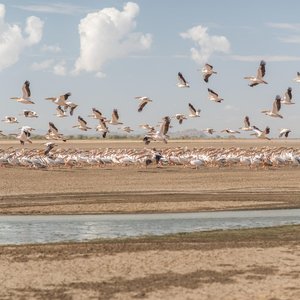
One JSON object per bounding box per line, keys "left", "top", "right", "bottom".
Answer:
{"left": 1, "top": 116, "right": 19, "bottom": 124}
{"left": 22, "top": 110, "right": 38, "bottom": 118}
{"left": 201, "top": 63, "right": 217, "bottom": 83}
{"left": 251, "top": 126, "right": 271, "bottom": 140}
{"left": 10, "top": 81, "right": 35, "bottom": 104}
{"left": 239, "top": 116, "right": 253, "bottom": 131}
{"left": 208, "top": 88, "right": 223, "bottom": 103}
{"left": 188, "top": 103, "right": 201, "bottom": 117}
{"left": 281, "top": 87, "right": 294, "bottom": 105}
{"left": 244, "top": 60, "right": 268, "bottom": 87}
{"left": 73, "top": 116, "right": 91, "bottom": 131}
{"left": 135, "top": 96, "right": 152, "bottom": 112}
{"left": 177, "top": 72, "right": 190, "bottom": 88}
{"left": 279, "top": 128, "right": 291, "bottom": 138}
{"left": 261, "top": 95, "right": 283, "bottom": 118}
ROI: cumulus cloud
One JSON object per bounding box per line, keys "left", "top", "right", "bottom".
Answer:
{"left": 73, "top": 2, "right": 152, "bottom": 75}
{"left": 31, "top": 59, "right": 54, "bottom": 71}
{"left": 0, "top": 4, "right": 44, "bottom": 71}
{"left": 180, "top": 25, "right": 230, "bottom": 64}
{"left": 53, "top": 60, "right": 67, "bottom": 76}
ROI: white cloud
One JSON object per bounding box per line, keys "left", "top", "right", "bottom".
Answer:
{"left": 180, "top": 25, "right": 230, "bottom": 64}
{"left": 53, "top": 60, "right": 67, "bottom": 76}
{"left": 41, "top": 44, "right": 61, "bottom": 53}
{"left": 95, "top": 71, "right": 106, "bottom": 79}
{"left": 278, "top": 36, "right": 300, "bottom": 44}
{"left": 73, "top": 2, "right": 152, "bottom": 75}
{"left": 267, "top": 23, "right": 300, "bottom": 31}
{"left": 0, "top": 4, "right": 44, "bottom": 71}
{"left": 31, "top": 59, "right": 54, "bottom": 71}
{"left": 231, "top": 55, "right": 300, "bottom": 62}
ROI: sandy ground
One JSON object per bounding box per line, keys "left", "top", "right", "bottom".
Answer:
{"left": 1, "top": 140, "right": 300, "bottom": 299}
{"left": 0, "top": 226, "right": 299, "bottom": 299}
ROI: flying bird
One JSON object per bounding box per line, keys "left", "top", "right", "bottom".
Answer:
{"left": 201, "top": 63, "right": 217, "bottom": 83}
{"left": 120, "top": 126, "right": 134, "bottom": 133}
{"left": 135, "top": 96, "right": 153, "bottom": 112}
{"left": 54, "top": 106, "right": 68, "bottom": 118}
{"left": 64, "top": 101, "right": 78, "bottom": 116}
{"left": 143, "top": 116, "right": 171, "bottom": 144}
{"left": 208, "top": 88, "right": 223, "bottom": 103}
{"left": 279, "top": 128, "right": 291, "bottom": 138}
{"left": 107, "top": 109, "right": 123, "bottom": 125}
{"left": 10, "top": 81, "right": 35, "bottom": 104}
{"left": 22, "top": 110, "right": 38, "bottom": 118}
{"left": 251, "top": 126, "right": 271, "bottom": 140}
{"left": 188, "top": 103, "right": 201, "bottom": 117}
{"left": 202, "top": 128, "right": 216, "bottom": 135}
{"left": 221, "top": 129, "right": 241, "bottom": 135}
{"left": 89, "top": 108, "right": 105, "bottom": 120}
{"left": 45, "top": 92, "right": 71, "bottom": 106}
{"left": 47, "top": 122, "right": 67, "bottom": 141}
{"left": 96, "top": 118, "right": 109, "bottom": 138}
{"left": 73, "top": 116, "right": 92, "bottom": 131}
{"left": 1, "top": 116, "right": 19, "bottom": 124}
{"left": 239, "top": 116, "right": 253, "bottom": 131}
{"left": 261, "top": 95, "right": 283, "bottom": 118}
{"left": 281, "top": 87, "right": 294, "bottom": 105}
{"left": 44, "top": 142, "right": 57, "bottom": 156}
{"left": 293, "top": 72, "right": 300, "bottom": 83}
{"left": 244, "top": 60, "right": 268, "bottom": 87}
{"left": 10, "top": 126, "right": 35, "bottom": 145}
{"left": 173, "top": 114, "right": 187, "bottom": 124}
{"left": 177, "top": 72, "right": 190, "bottom": 88}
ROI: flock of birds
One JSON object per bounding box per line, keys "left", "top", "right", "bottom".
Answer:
{"left": 0, "top": 60, "right": 300, "bottom": 169}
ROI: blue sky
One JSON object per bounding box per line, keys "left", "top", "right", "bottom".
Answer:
{"left": 1, "top": 0, "right": 300, "bottom": 138}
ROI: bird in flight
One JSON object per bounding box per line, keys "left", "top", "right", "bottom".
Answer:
{"left": 261, "top": 95, "right": 283, "bottom": 118}
{"left": 188, "top": 103, "right": 201, "bottom": 117}
{"left": 201, "top": 63, "right": 217, "bottom": 83}
{"left": 244, "top": 60, "right": 267, "bottom": 87}
{"left": 135, "top": 96, "right": 153, "bottom": 112}
{"left": 279, "top": 128, "right": 291, "bottom": 138}
{"left": 10, "top": 81, "right": 35, "bottom": 104}
{"left": 208, "top": 88, "right": 223, "bottom": 103}
{"left": 73, "top": 116, "right": 92, "bottom": 131}
{"left": 281, "top": 87, "right": 294, "bottom": 105}
{"left": 239, "top": 116, "right": 253, "bottom": 131}
{"left": 177, "top": 72, "right": 190, "bottom": 88}
{"left": 251, "top": 126, "right": 271, "bottom": 140}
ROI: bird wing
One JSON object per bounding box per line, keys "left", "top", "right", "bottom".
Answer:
{"left": 178, "top": 72, "right": 187, "bottom": 85}
{"left": 49, "top": 122, "right": 59, "bottom": 134}
{"left": 138, "top": 100, "right": 148, "bottom": 112}
{"left": 112, "top": 109, "right": 119, "bottom": 122}
{"left": 257, "top": 61, "right": 266, "bottom": 78}
{"left": 22, "top": 81, "right": 31, "bottom": 98}
{"left": 188, "top": 103, "right": 196, "bottom": 115}
{"left": 208, "top": 88, "right": 218, "bottom": 97}
{"left": 78, "top": 116, "right": 87, "bottom": 126}
{"left": 92, "top": 108, "right": 103, "bottom": 118}
{"left": 244, "top": 116, "right": 250, "bottom": 127}
{"left": 272, "top": 98, "right": 281, "bottom": 113}
{"left": 252, "top": 126, "right": 262, "bottom": 135}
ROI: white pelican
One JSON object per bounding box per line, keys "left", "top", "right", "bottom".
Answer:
{"left": 208, "top": 88, "right": 223, "bottom": 103}
{"left": 251, "top": 126, "right": 271, "bottom": 140}
{"left": 279, "top": 128, "right": 291, "bottom": 138}
{"left": 244, "top": 60, "right": 268, "bottom": 87}
{"left": 173, "top": 114, "right": 187, "bottom": 124}
{"left": 239, "top": 116, "right": 252, "bottom": 131}
{"left": 47, "top": 122, "right": 67, "bottom": 142}
{"left": 120, "top": 126, "right": 134, "bottom": 133}
{"left": 221, "top": 129, "right": 240, "bottom": 135}
{"left": 64, "top": 101, "right": 78, "bottom": 116}
{"left": 107, "top": 109, "right": 123, "bottom": 125}
{"left": 188, "top": 103, "right": 201, "bottom": 117}
{"left": 177, "top": 72, "right": 190, "bottom": 88}
{"left": 281, "top": 87, "right": 294, "bottom": 105}
{"left": 135, "top": 96, "right": 153, "bottom": 112}
{"left": 202, "top": 128, "right": 216, "bottom": 135}
{"left": 293, "top": 72, "right": 300, "bottom": 82}
{"left": 44, "top": 142, "right": 57, "bottom": 156}
{"left": 89, "top": 108, "right": 105, "bottom": 120}
{"left": 10, "top": 126, "right": 35, "bottom": 145}
{"left": 96, "top": 118, "right": 109, "bottom": 138}
{"left": 54, "top": 106, "right": 68, "bottom": 118}
{"left": 73, "top": 116, "right": 91, "bottom": 131}
{"left": 10, "top": 81, "right": 35, "bottom": 104}
{"left": 1, "top": 116, "right": 19, "bottom": 124}
{"left": 261, "top": 95, "right": 283, "bottom": 118}
{"left": 45, "top": 92, "right": 71, "bottom": 106}
{"left": 22, "top": 110, "right": 38, "bottom": 118}
{"left": 143, "top": 116, "right": 171, "bottom": 144}
{"left": 139, "top": 124, "right": 155, "bottom": 133}
{"left": 201, "top": 63, "right": 217, "bottom": 83}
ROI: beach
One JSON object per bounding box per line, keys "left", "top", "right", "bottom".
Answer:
{"left": 0, "top": 139, "right": 300, "bottom": 299}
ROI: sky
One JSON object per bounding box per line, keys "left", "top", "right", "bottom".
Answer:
{"left": 1, "top": 0, "right": 300, "bottom": 138}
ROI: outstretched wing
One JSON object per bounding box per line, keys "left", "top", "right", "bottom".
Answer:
{"left": 22, "top": 81, "right": 31, "bottom": 98}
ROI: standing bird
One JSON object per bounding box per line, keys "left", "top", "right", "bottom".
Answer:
{"left": 239, "top": 116, "right": 253, "bottom": 131}
{"left": 10, "top": 81, "right": 35, "bottom": 104}
{"left": 208, "top": 88, "right": 223, "bottom": 103}
{"left": 201, "top": 63, "right": 217, "bottom": 83}
{"left": 45, "top": 92, "right": 72, "bottom": 106}
{"left": 244, "top": 60, "right": 267, "bottom": 87}
{"left": 177, "top": 72, "right": 190, "bottom": 88}
{"left": 73, "top": 116, "right": 91, "bottom": 131}
{"left": 281, "top": 87, "right": 295, "bottom": 105}
{"left": 279, "top": 128, "right": 291, "bottom": 138}
{"left": 135, "top": 96, "right": 153, "bottom": 112}
{"left": 251, "top": 126, "right": 271, "bottom": 140}
{"left": 188, "top": 103, "right": 201, "bottom": 117}
{"left": 261, "top": 95, "right": 283, "bottom": 118}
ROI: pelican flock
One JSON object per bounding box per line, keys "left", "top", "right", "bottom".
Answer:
{"left": 0, "top": 59, "right": 300, "bottom": 170}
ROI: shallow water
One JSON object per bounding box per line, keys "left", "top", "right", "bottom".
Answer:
{"left": 0, "top": 209, "right": 299, "bottom": 245}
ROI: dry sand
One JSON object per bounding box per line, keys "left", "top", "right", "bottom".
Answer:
{"left": 1, "top": 140, "right": 300, "bottom": 299}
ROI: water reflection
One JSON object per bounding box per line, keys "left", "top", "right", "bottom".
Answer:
{"left": 0, "top": 209, "right": 299, "bottom": 245}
